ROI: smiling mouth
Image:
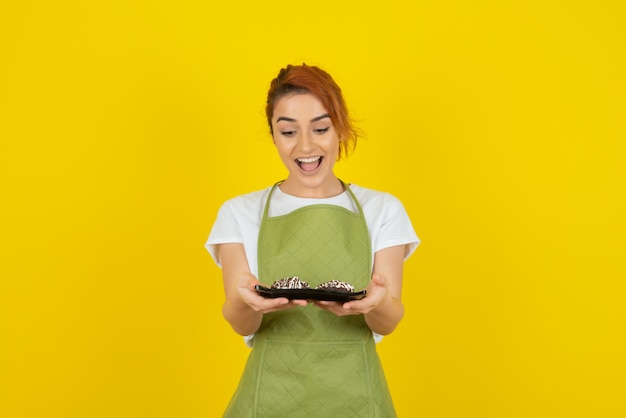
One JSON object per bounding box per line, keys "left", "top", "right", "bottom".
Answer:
{"left": 296, "top": 156, "right": 323, "bottom": 171}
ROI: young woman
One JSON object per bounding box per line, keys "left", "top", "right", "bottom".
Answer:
{"left": 206, "top": 64, "right": 419, "bottom": 417}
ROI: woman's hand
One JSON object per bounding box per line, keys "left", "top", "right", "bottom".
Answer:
{"left": 313, "top": 244, "right": 407, "bottom": 335}
{"left": 219, "top": 242, "right": 307, "bottom": 335}
{"left": 313, "top": 273, "right": 391, "bottom": 316}
{"left": 236, "top": 273, "right": 308, "bottom": 314}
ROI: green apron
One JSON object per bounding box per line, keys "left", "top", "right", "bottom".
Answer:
{"left": 224, "top": 181, "right": 397, "bottom": 417}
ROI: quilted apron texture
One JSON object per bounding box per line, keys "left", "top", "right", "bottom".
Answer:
{"left": 223, "top": 182, "right": 397, "bottom": 417}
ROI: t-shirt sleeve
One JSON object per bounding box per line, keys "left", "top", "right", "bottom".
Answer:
{"left": 205, "top": 199, "right": 244, "bottom": 267}
{"left": 374, "top": 193, "right": 420, "bottom": 259}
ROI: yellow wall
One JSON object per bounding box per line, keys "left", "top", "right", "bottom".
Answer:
{"left": 1, "top": 1, "right": 624, "bottom": 417}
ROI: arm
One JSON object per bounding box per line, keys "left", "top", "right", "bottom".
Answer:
{"left": 314, "top": 244, "right": 406, "bottom": 335}
{"left": 218, "top": 243, "right": 308, "bottom": 336}
{"left": 362, "top": 245, "right": 406, "bottom": 334}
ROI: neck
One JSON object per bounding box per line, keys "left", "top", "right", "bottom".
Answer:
{"left": 278, "top": 177, "right": 345, "bottom": 198}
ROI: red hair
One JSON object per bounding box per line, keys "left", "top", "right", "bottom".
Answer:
{"left": 266, "top": 64, "right": 358, "bottom": 160}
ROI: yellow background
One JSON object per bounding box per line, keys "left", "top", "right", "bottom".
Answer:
{"left": 1, "top": 1, "right": 624, "bottom": 417}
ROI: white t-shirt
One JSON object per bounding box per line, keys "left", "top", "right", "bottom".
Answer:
{"left": 206, "top": 184, "right": 420, "bottom": 273}
{"left": 205, "top": 184, "right": 420, "bottom": 346}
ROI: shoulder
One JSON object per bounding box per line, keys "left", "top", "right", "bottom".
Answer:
{"left": 349, "top": 184, "right": 405, "bottom": 210}
{"left": 349, "top": 184, "right": 413, "bottom": 230}
{"left": 349, "top": 184, "right": 420, "bottom": 256}
{"left": 219, "top": 187, "right": 272, "bottom": 214}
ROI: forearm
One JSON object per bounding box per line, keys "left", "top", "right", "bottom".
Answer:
{"left": 218, "top": 243, "right": 264, "bottom": 335}
{"left": 364, "top": 246, "right": 407, "bottom": 335}
{"left": 364, "top": 295, "right": 404, "bottom": 335}
{"left": 223, "top": 297, "right": 263, "bottom": 336}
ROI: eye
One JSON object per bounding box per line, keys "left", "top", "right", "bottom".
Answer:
{"left": 280, "top": 130, "right": 297, "bottom": 137}
{"left": 313, "top": 127, "right": 330, "bottom": 135}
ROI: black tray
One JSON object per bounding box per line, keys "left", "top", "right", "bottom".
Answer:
{"left": 255, "top": 285, "right": 366, "bottom": 302}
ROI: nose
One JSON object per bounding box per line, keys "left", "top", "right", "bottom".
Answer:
{"left": 298, "top": 130, "right": 315, "bottom": 152}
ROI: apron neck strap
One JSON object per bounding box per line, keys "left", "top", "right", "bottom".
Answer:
{"left": 262, "top": 179, "right": 364, "bottom": 220}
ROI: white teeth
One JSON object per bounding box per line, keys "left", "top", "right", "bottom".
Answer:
{"left": 297, "top": 156, "right": 321, "bottom": 163}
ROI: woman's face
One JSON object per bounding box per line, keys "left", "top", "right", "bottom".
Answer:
{"left": 271, "top": 93, "right": 341, "bottom": 197}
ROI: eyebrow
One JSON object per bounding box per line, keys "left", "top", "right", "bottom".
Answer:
{"left": 276, "top": 114, "right": 330, "bottom": 123}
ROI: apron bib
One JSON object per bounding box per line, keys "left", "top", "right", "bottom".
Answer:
{"left": 224, "top": 182, "right": 397, "bottom": 417}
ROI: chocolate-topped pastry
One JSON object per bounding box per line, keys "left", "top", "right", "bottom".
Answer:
{"left": 316, "top": 280, "right": 355, "bottom": 293}
{"left": 271, "top": 276, "right": 310, "bottom": 289}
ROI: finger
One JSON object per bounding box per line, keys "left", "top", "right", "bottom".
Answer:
{"left": 341, "top": 300, "right": 361, "bottom": 311}
{"left": 372, "top": 273, "right": 385, "bottom": 286}
{"left": 273, "top": 297, "right": 290, "bottom": 305}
